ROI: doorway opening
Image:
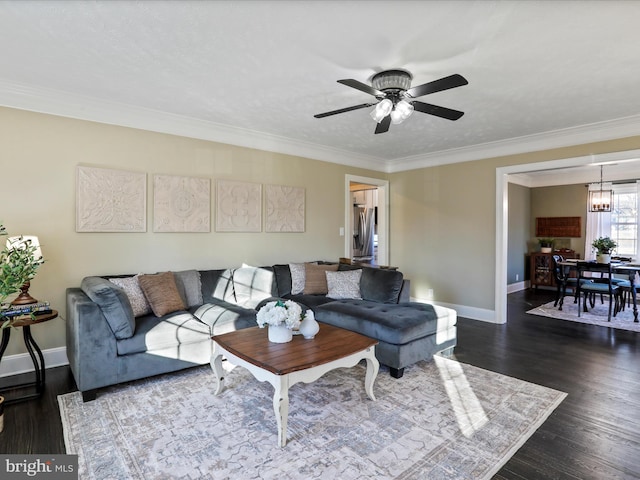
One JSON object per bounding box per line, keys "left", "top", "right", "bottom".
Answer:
{"left": 345, "top": 175, "right": 389, "bottom": 266}
{"left": 495, "top": 148, "right": 640, "bottom": 324}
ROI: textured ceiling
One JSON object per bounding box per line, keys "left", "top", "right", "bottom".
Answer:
{"left": 1, "top": 1, "right": 640, "bottom": 172}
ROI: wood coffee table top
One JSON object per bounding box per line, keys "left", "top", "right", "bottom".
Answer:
{"left": 212, "top": 324, "right": 378, "bottom": 376}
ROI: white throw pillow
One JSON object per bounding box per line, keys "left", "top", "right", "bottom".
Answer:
{"left": 326, "top": 269, "right": 363, "bottom": 300}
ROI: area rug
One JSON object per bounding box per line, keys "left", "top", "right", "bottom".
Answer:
{"left": 527, "top": 300, "right": 640, "bottom": 333}
{"left": 58, "top": 357, "right": 566, "bottom": 480}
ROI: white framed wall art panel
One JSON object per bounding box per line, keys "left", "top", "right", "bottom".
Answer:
{"left": 153, "top": 175, "right": 211, "bottom": 232}
{"left": 215, "top": 180, "right": 262, "bottom": 232}
{"left": 76, "top": 165, "right": 147, "bottom": 232}
{"left": 265, "top": 185, "right": 305, "bottom": 232}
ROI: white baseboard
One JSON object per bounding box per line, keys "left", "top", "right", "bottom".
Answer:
{"left": 507, "top": 280, "right": 530, "bottom": 293}
{"left": 412, "top": 297, "right": 500, "bottom": 323}
{"left": 0, "top": 346, "right": 69, "bottom": 378}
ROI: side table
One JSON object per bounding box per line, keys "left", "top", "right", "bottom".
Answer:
{"left": 0, "top": 310, "right": 58, "bottom": 405}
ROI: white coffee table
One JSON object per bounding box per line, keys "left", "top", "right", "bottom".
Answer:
{"left": 210, "top": 324, "right": 379, "bottom": 447}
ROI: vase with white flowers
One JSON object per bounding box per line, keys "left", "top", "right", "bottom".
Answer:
{"left": 256, "top": 300, "right": 304, "bottom": 343}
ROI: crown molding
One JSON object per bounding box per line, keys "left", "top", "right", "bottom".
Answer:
{"left": 1, "top": 79, "right": 640, "bottom": 174}
{"left": 0, "top": 80, "right": 386, "bottom": 172}
{"left": 384, "top": 114, "right": 640, "bottom": 173}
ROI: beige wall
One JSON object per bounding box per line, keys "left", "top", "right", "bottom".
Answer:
{"left": 389, "top": 137, "right": 640, "bottom": 312}
{"left": 5, "top": 104, "right": 640, "bottom": 358}
{"left": 530, "top": 183, "right": 587, "bottom": 257}
{"left": 0, "top": 107, "right": 383, "bottom": 356}
{"left": 389, "top": 160, "right": 496, "bottom": 309}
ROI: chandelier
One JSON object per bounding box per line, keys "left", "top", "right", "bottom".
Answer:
{"left": 588, "top": 165, "right": 612, "bottom": 213}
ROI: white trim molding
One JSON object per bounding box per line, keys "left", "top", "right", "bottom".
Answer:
{"left": 413, "top": 298, "right": 498, "bottom": 324}
{"left": 495, "top": 148, "right": 640, "bottom": 324}
{"left": 2, "top": 79, "right": 640, "bottom": 174}
{"left": 507, "top": 280, "right": 530, "bottom": 294}
{"left": 0, "top": 346, "right": 69, "bottom": 378}
{"left": 344, "top": 174, "right": 389, "bottom": 266}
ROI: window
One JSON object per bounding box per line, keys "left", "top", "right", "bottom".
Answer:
{"left": 610, "top": 184, "right": 638, "bottom": 257}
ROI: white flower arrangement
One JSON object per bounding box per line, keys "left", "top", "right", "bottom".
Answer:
{"left": 256, "top": 300, "right": 303, "bottom": 330}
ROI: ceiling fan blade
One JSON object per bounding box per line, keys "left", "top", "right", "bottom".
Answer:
{"left": 374, "top": 115, "right": 391, "bottom": 134}
{"left": 338, "top": 79, "right": 384, "bottom": 97}
{"left": 314, "top": 103, "right": 376, "bottom": 118}
{"left": 412, "top": 101, "right": 465, "bottom": 121}
{"left": 406, "top": 74, "right": 468, "bottom": 99}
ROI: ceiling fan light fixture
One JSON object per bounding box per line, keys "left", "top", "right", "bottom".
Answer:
{"left": 370, "top": 98, "right": 393, "bottom": 123}
{"left": 314, "top": 69, "right": 467, "bottom": 134}
{"left": 390, "top": 100, "right": 414, "bottom": 125}
{"left": 371, "top": 70, "right": 412, "bottom": 92}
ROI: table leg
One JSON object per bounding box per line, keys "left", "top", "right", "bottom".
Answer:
{"left": 210, "top": 344, "right": 225, "bottom": 395}
{"left": 363, "top": 347, "right": 379, "bottom": 401}
{"left": 23, "top": 326, "right": 45, "bottom": 394}
{"left": 0, "top": 328, "right": 10, "bottom": 361}
{"left": 630, "top": 274, "right": 639, "bottom": 323}
{"left": 273, "top": 375, "right": 289, "bottom": 448}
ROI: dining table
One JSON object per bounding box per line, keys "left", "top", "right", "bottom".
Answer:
{"left": 559, "top": 259, "right": 640, "bottom": 323}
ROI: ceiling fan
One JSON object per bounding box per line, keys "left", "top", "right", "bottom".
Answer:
{"left": 314, "top": 69, "right": 468, "bottom": 134}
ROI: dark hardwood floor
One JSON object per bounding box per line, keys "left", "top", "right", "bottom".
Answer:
{"left": 1, "top": 289, "right": 639, "bottom": 479}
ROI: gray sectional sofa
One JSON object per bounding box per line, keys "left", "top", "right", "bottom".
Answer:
{"left": 66, "top": 263, "right": 457, "bottom": 401}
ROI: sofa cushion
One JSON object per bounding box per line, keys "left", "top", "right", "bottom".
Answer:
{"left": 360, "top": 268, "right": 404, "bottom": 304}
{"left": 199, "top": 269, "right": 236, "bottom": 304}
{"left": 81, "top": 276, "right": 136, "bottom": 339}
{"left": 173, "top": 270, "right": 203, "bottom": 308}
{"left": 315, "top": 300, "right": 438, "bottom": 345}
{"left": 233, "top": 265, "right": 275, "bottom": 308}
{"left": 138, "top": 272, "right": 186, "bottom": 317}
{"left": 303, "top": 263, "right": 338, "bottom": 295}
{"left": 326, "top": 269, "right": 363, "bottom": 300}
{"left": 109, "top": 275, "right": 152, "bottom": 317}
{"left": 284, "top": 293, "right": 335, "bottom": 309}
{"left": 192, "top": 302, "right": 258, "bottom": 335}
{"left": 116, "top": 311, "right": 211, "bottom": 356}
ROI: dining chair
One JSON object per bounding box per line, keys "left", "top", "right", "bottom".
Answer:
{"left": 611, "top": 272, "right": 640, "bottom": 314}
{"left": 552, "top": 255, "right": 582, "bottom": 310}
{"left": 576, "top": 262, "right": 620, "bottom": 321}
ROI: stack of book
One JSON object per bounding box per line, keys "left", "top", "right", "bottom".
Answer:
{"left": 0, "top": 301, "right": 52, "bottom": 318}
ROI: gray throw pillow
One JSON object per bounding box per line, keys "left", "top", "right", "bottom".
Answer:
{"left": 360, "top": 268, "right": 404, "bottom": 304}
{"left": 173, "top": 270, "right": 203, "bottom": 308}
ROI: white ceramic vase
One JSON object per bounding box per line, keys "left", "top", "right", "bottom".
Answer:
{"left": 597, "top": 253, "right": 611, "bottom": 264}
{"left": 268, "top": 324, "right": 293, "bottom": 343}
{"left": 299, "top": 310, "right": 320, "bottom": 339}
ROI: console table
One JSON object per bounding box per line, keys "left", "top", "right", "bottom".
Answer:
{"left": 530, "top": 251, "right": 579, "bottom": 289}
{"left": 0, "top": 310, "right": 58, "bottom": 404}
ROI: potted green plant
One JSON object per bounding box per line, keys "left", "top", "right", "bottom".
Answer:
{"left": 591, "top": 236, "right": 617, "bottom": 264}
{"left": 0, "top": 223, "right": 44, "bottom": 328}
{"left": 538, "top": 238, "right": 554, "bottom": 253}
